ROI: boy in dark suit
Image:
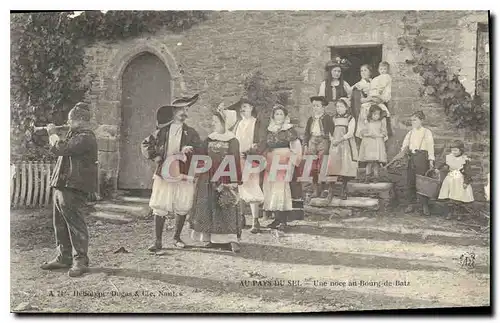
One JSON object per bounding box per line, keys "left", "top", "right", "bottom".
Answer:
{"left": 303, "top": 96, "right": 334, "bottom": 198}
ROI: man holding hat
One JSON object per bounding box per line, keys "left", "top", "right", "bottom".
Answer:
{"left": 303, "top": 95, "right": 334, "bottom": 198}
{"left": 41, "top": 102, "right": 98, "bottom": 277}
{"left": 141, "top": 94, "right": 202, "bottom": 250}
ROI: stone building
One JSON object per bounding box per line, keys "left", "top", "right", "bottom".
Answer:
{"left": 81, "top": 11, "right": 489, "bottom": 194}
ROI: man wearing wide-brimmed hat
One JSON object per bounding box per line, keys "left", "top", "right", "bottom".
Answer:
{"left": 141, "top": 94, "right": 202, "bottom": 250}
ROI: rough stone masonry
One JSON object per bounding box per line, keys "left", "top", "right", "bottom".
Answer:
{"left": 80, "top": 11, "right": 489, "bottom": 194}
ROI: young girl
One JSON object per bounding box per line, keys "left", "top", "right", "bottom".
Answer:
{"left": 326, "top": 98, "right": 358, "bottom": 201}
{"left": 232, "top": 97, "right": 265, "bottom": 233}
{"left": 358, "top": 61, "right": 392, "bottom": 138}
{"left": 358, "top": 105, "right": 388, "bottom": 182}
{"left": 263, "top": 105, "right": 303, "bottom": 231}
{"left": 399, "top": 110, "right": 435, "bottom": 216}
{"left": 438, "top": 140, "right": 474, "bottom": 220}
{"left": 318, "top": 61, "right": 352, "bottom": 114}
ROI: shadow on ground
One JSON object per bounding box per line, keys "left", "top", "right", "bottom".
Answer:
{"left": 179, "top": 242, "right": 457, "bottom": 272}
{"left": 288, "top": 224, "right": 489, "bottom": 247}
{"left": 90, "top": 267, "right": 448, "bottom": 310}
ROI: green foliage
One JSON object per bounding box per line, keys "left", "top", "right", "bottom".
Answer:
{"left": 398, "top": 14, "right": 489, "bottom": 134}
{"left": 242, "top": 71, "right": 292, "bottom": 124}
{"left": 11, "top": 11, "right": 207, "bottom": 161}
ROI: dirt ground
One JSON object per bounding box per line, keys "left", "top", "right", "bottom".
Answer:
{"left": 10, "top": 206, "right": 490, "bottom": 313}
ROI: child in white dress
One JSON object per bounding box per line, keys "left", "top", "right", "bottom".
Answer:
{"left": 358, "top": 62, "right": 392, "bottom": 138}
{"left": 358, "top": 105, "right": 388, "bottom": 182}
{"left": 438, "top": 140, "right": 474, "bottom": 220}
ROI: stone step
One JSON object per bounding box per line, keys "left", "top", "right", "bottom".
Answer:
{"left": 346, "top": 182, "right": 393, "bottom": 199}
{"left": 114, "top": 196, "right": 150, "bottom": 204}
{"left": 89, "top": 211, "right": 135, "bottom": 224}
{"left": 93, "top": 202, "right": 149, "bottom": 215}
{"left": 304, "top": 205, "right": 354, "bottom": 220}
{"left": 309, "top": 196, "right": 379, "bottom": 210}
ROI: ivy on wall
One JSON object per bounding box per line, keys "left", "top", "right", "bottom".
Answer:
{"left": 242, "top": 71, "right": 292, "bottom": 125}
{"left": 397, "top": 13, "right": 489, "bottom": 134}
{"left": 11, "top": 11, "right": 207, "bottom": 161}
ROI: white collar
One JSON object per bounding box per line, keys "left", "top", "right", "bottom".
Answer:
{"left": 208, "top": 131, "right": 235, "bottom": 141}
{"left": 267, "top": 123, "right": 293, "bottom": 132}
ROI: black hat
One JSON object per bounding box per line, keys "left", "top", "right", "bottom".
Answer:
{"left": 171, "top": 94, "right": 199, "bottom": 108}
{"left": 310, "top": 96, "right": 327, "bottom": 106}
{"left": 156, "top": 94, "right": 200, "bottom": 125}
{"left": 224, "top": 95, "right": 258, "bottom": 117}
{"left": 156, "top": 106, "right": 174, "bottom": 125}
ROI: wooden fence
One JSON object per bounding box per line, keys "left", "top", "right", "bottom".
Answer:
{"left": 11, "top": 161, "right": 56, "bottom": 209}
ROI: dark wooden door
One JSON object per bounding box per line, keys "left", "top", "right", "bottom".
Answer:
{"left": 330, "top": 45, "right": 383, "bottom": 86}
{"left": 119, "top": 53, "right": 171, "bottom": 189}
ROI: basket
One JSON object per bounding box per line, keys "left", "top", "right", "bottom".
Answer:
{"left": 416, "top": 169, "right": 441, "bottom": 199}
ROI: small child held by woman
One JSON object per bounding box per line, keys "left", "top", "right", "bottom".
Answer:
{"left": 437, "top": 140, "right": 474, "bottom": 220}
{"left": 358, "top": 105, "right": 388, "bottom": 182}
{"left": 367, "top": 61, "right": 392, "bottom": 106}
{"left": 357, "top": 61, "right": 393, "bottom": 138}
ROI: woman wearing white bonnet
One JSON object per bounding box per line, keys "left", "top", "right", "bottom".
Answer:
{"left": 189, "top": 102, "right": 244, "bottom": 253}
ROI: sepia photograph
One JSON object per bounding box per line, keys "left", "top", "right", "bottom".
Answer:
{"left": 9, "top": 9, "right": 491, "bottom": 314}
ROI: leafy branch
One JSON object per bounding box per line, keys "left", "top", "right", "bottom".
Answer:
{"left": 11, "top": 11, "right": 208, "bottom": 161}
{"left": 397, "top": 13, "right": 489, "bottom": 134}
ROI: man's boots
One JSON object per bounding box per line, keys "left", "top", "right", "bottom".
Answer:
{"left": 148, "top": 214, "right": 165, "bottom": 252}
{"left": 173, "top": 214, "right": 187, "bottom": 248}
{"left": 68, "top": 257, "right": 89, "bottom": 278}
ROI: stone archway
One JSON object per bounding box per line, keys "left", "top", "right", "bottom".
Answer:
{"left": 104, "top": 41, "right": 182, "bottom": 103}
{"left": 118, "top": 52, "right": 172, "bottom": 189}
{"left": 96, "top": 41, "right": 183, "bottom": 193}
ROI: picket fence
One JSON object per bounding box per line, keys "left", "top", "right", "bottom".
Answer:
{"left": 10, "top": 161, "right": 56, "bottom": 208}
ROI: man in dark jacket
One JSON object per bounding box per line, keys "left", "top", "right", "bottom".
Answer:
{"left": 40, "top": 102, "right": 98, "bottom": 277}
{"left": 142, "top": 95, "right": 202, "bottom": 250}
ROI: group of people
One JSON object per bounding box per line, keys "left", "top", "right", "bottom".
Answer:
{"left": 141, "top": 94, "right": 304, "bottom": 253}
{"left": 307, "top": 60, "right": 394, "bottom": 203}
{"left": 38, "top": 57, "right": 478, "bottom": 277}
{"left": 140, "top": 58, "right": 478, "bottom": 254}
{"left": 311, "top": 58, "right": 476, "bottom": 219}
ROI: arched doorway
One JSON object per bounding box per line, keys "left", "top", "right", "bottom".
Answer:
{"left": 118, "top": 52, "right": 172, "bottom": 189}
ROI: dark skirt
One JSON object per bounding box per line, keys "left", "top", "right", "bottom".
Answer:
{"left": 190, "top": 174, "right": 243, "bottom": 235}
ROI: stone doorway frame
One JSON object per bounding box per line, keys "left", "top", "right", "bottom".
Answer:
{"left": 96, "top": 40, "right": 183, "bottom": 195}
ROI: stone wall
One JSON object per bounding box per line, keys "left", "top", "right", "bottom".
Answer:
{"left": 80, "top": 10, "right": 490, "bottom": 193}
